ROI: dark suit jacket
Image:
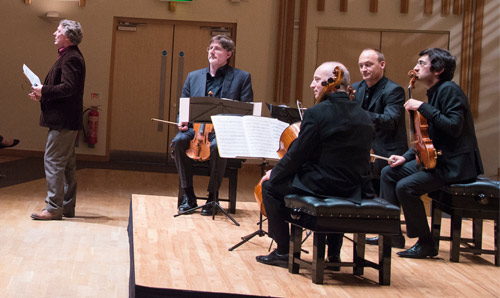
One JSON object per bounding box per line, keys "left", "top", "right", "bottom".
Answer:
{"left": 269, "top": 92, "right": 374, "bottom": 204}
{"left": 352, "top": 76, "right": 408, "bottom": 167}
{"left": 404, "top": 80, "right": 483, "bottom": 182}
{"left": 40, "top": 45, "right": 85, "bottom": 130}
{"left": 181, "top": 65, "right": 253, "bottom": 101}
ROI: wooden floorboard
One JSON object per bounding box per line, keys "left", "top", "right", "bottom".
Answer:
{"left": 0, "top": 165, "right": 498, "bottom": 297}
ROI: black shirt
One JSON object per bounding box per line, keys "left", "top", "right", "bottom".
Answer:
{"left": 205, "top": 63, "right": 229, "bottom": 98}
{"left": 362, "top": 76, "right": 384, "bottom": 110}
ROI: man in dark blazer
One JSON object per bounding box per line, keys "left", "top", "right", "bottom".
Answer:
{"left": 29, "top": 19, "right": 85, "bottom": 220}
{"left": 380, "top": 48, "right": 483, "bottom": 258}
{"left": 352, "top": 48, "right": 408, "bottom": 248}
{"left": 256, "top": 62, "right": 374, "bottom": 267}
{"left": 171, "top": 35, "right": 253, "bottom": 215}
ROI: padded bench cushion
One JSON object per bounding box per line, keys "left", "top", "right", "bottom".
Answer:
{"left": 441, "top": 176, "right": 499, "bottom": 199}
{"left": 432, "top": 176, "right": 499, "bottom": 212}
{"left": 284, "top": 195, "right": 401, "bottom": 218}
{"left": 284, "top": 195, "right": 401, "bottom": 234}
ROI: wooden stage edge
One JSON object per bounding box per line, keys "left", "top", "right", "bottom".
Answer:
{"left": 129, "top": 194, "right": 499, "bottom": 298}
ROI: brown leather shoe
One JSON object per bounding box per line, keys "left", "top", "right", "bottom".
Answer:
{"left": 31, "top": 210, "right": 62, "bottom": 220}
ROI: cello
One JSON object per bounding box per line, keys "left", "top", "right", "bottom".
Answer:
{"left": 253, "top": 67, "right": 345, "bottom": 216}
{"left": 407, "top": 70, "right": 440, "bottom": 169}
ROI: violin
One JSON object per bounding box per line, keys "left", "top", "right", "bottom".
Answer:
{"left": 407, "top": 70, "right": 440, "bottom": 169}
{"left": 186, "top": 122, "right": 213, "bottom": 162}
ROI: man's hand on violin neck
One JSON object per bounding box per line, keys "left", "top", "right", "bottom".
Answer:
{"left": 404, "top": 99, "right": 423, "bottom": 111}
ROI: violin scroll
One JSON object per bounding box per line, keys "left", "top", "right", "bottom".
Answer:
{"left": 408, "top": 70, "right": 419, "bottom": 97}
{"left": 346, "top": 85, "right": 356, "bottom": 100}
{"left": 316, "top": 66, "right": 344, "bottom": 104}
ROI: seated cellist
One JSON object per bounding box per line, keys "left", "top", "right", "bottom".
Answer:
{"left": 255, "top": 61, "right": 374, "bottom": 268}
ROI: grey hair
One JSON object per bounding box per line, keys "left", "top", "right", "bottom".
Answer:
{"left": 59, "top": 19, "right": 83, "bottom": 45}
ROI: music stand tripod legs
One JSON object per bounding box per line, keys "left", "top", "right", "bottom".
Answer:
{"left": 174, "top": 197, "right": 240, "bottom": 226}
{"left": 229, "top": 212, "right": 267, "bottom": 251}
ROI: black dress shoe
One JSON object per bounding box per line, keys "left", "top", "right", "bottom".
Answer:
{"left": 256, "top": 249, "right": 288, "bottom": 268}
{"left": 366, "top": 235, "right": 406, "bottom": 249}
{"left": 200, "top": 200, "right": 218, "bottom": 216}
{"left": 0, "top": 139, "right": 19, "bottom": 149}
{"left": 63, "top": 210, "right": 75, "bottom": 218}
{"left": 397, "top": 242, "right": 438, "bottom": 259}
{"left": 326, "top": 255, "right": 341, "bottom": 272}
{"left": 178, "top": 195, "right": 197, "bottom": 213}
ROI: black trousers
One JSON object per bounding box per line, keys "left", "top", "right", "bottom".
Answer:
{"left": 379, "top": 160, "right": 446, "bottom": 238}
{"left": 261, "top": 179, "right": 343, "bottom": 256}
{"left": 170, "top": 129, "right": 226, "bottom": 195}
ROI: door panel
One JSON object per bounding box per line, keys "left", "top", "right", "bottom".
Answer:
{"left": 317, "top": 29, "right": 380, "bottom": 87}
{"left": 168, "top": 25, "right": 216, "bottom": 157}
{"left": 110, "top": 22, "right": 174, "bottom": 154}
{"left": 109, "top": 20, "right": 235, "bottom": 162}
{"left": 381, "top": 31, "right": 449, "bottom": 102}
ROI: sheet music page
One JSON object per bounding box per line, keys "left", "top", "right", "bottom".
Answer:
{"left": 23, "top": 64, "right": 41, "bottom": 86}
{"left": 211, "top": 115, "right": 251, "bottom": 158}
{"left": 211, "top": 115, "right": 288, "bottom": 160}
{"left": 242, "top": 116, "right": 288, "bottom": 159}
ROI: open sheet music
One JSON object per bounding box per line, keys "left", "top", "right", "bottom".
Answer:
{"left": 23, "top": 64, "right": 41, "bottom": 86}
{"left": 211, "top": 115, "right": 289, "bottom": 160}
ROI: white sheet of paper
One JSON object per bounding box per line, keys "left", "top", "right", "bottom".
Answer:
{"left": 23, "top": 64, "right": 41, "bottom": 86}
{"left": 211, "top": 115, "right": 289, "bottom": 160}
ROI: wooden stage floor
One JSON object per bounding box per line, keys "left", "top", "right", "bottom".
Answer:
{"left": 130, "top": 194, "right": 499, "bottom": 297}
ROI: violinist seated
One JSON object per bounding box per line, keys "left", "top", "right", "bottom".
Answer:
{"left": 379, "top": 48, "right": 483, "bottom": 259}
{"left": 170, "top": 34, "right": 253, "bottom": 215}
{"left": 255, "top": 61, "right": 374, "bottom": 268}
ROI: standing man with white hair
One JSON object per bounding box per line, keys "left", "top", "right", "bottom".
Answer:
{"left": 29, "top": 19, "right": 85, "bottom": 220}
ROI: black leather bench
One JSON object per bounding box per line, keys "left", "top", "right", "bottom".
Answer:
{"left": 284, "top": 195, "right": 401, "bottom": 285}
{"left": 177, "top": 159, "right": 242, "bottom": 214}
{"left": 429, "top": 176, "right": 499, "bottom": 266}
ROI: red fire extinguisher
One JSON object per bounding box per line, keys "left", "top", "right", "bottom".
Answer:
{"left": 84, "top": 106, "right": 99, "bottom": 148}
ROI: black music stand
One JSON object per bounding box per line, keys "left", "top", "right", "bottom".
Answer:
{"left": 174, "top": 194, "right": 240, "bottom": 226}
{"left": 266, "top": 103, "right": 302, "bottom": 125}
{"left": 174, "top": 97, "right": 255, "bottom": 226}
{"left": 229, "top": 160, "right": 270, "bottom": 251}
{"left": 180, "top": 97, "right": 255, "bottom": 123}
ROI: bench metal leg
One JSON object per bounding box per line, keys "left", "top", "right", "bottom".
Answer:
{"left": 312, "top": 233, "right": 326, "bottom": 284}
{"left": 379, "top": 235, "right": 392, "bottom": 285}
{"left": 228, "top": 169, "right": 238, "bottom": 214}
{"left": 472, "top": 218, "right": 483, "bottom": 254}
{"left": 495, "top": 218, "right": 499, "bottom": 266}
{"left": 353, "top": 233, "right": 365, "bottom": 276}
{"left": 289, "top": 225, "right": 302, "bottom": 274}
{"left": 431, "top": 200, "right": 443, "bottom": 250}
{"left": 450, "top": 212, "right": 463, "bottom": 262}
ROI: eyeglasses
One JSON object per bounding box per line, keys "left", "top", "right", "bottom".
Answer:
{"left": 206, "top": 46, "right": 225, "bottom": 52}
{"left": 416, "top": 60, "right": 428, "bottom": 67}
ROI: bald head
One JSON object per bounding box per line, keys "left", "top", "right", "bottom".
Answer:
{"left": 358, "top": 49, "right": 386, "bottom": 87}
{"left": 310, "top": 62, "right": 350, "bottom": 100}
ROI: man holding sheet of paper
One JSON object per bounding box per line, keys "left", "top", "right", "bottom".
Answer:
{"left": 28, "top": 19, "right": 85, "bottom": 220}
{"left": 255, "top": 62, "right": 374, "bottom": 268}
